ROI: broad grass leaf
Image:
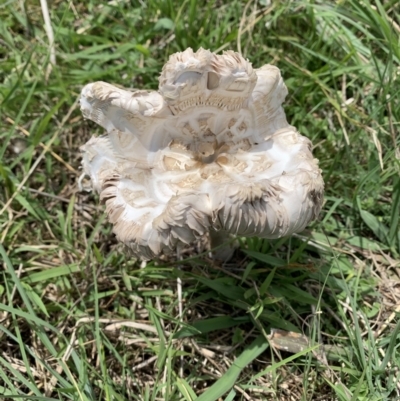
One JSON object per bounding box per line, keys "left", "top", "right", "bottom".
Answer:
{"left": 14, "top": 194, "right": 41, "bottom": 220}
{"left": 176, "top": 377, "right": 197, "bottom": 401}
{"left": 244, "top": 250, "right": 287, "bottom": 267}
{"left": 359, "top": 209, "right": 388, "bottom": 244}
{"left": 25, "top": 264, "right": 80, "bottom": 283}
{"left": 259, "top": 267, "right": 276, "bottom": 296}
{"left": 154, "top": 18, "right": 174, "bottom": 31}
{"left": 196, "top": 335, "right": 269, "bottom": 401}
{"left": 346, "top": 236, "right": 385, "bottom": 251}
{"left": 197, "top": 277, "right": 245, "bottom": 301}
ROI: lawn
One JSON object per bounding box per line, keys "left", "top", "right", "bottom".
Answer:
{"left": 0, "top": 0, "right": 399, "bottom": 400}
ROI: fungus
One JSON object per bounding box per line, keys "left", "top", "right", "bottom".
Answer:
{"left": 80, "top": 48, "right": 324, "bottom": 260}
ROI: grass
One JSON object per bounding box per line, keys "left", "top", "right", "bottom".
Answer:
{"left": 0, "top": 0, "right": 399, "bottom": 400}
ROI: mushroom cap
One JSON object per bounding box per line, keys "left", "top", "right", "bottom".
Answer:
{"left": 80, "top": 48, "right": 324, "bottom": 260}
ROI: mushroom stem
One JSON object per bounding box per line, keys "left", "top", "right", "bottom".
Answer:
{"left": 209, "top": 228, "right": 237, "bottom": 261}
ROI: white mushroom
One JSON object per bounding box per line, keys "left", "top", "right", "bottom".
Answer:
{"left": 80, "top": 48, "right": 324, "bottom": 260}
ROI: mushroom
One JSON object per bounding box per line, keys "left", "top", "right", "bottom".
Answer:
{"left": 80, "top": 48, "right": 324, "bottom": 260}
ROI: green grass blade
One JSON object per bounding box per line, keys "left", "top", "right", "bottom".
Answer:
{"left": 196, "top": 335, "right": 269, "bottom": 401}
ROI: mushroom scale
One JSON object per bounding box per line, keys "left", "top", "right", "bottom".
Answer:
{"left": 80, "top": 48, "right": 324, "bottom": 260}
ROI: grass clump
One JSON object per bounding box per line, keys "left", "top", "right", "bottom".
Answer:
{"left": 0, "top": 0, "right": 399, "bottom": 400}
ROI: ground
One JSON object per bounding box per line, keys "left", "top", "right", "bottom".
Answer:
{"left": 0, "top": 1, "right": 399, "bottom": 400}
